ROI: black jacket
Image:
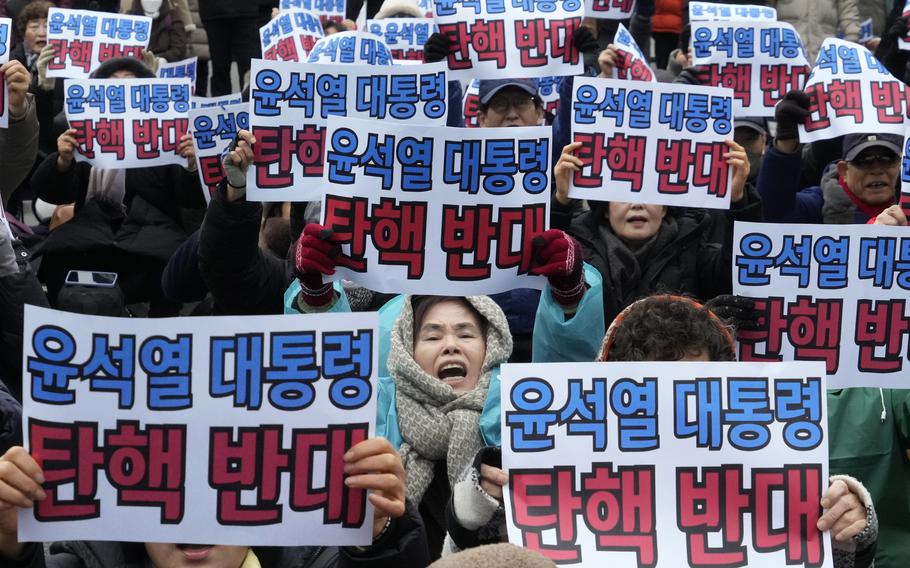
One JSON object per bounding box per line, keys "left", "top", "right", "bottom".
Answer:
{"left": 565, "top": 190, "right": 762, "bottom": 324}
{"left": 6, "top": 500, "right": 430, "bottom": 567}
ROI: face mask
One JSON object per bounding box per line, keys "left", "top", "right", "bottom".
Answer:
{"left": 747, "top": 151, "right": 763, "bottom": 182}
{"left": 141, "top": 0, "right": 163, "bottom": 18}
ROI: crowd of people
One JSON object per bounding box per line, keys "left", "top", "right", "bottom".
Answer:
{"left": 0, "top": 0, "right": 907, "bottom": 567}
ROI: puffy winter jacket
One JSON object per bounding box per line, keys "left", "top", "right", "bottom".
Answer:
{"left": 774, "top": 0, "right": 861, "bottom": 61}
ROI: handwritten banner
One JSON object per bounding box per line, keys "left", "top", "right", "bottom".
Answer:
{"left": 800, "top": 38, "right": 906, "bottom": 143}
{"left": 319, "top": 116, "right": 550, "bottom": 295}
{"left": 691, "top": 20, "right": 810, "bottom": 117}
{"left": 734, "top": 222, "right": 910, "bottom": 389}
{"left": 365, "top": 19, "right": 435, "bottom": 62}
{"left": 261, "top": 9, "right": 324, "bottom": 62}
{"left": 158, "top": 56, "right": 198, "bottom": 94}
{"left": 612, "top": 22, "right": 654, "bottom": 82}
{"left": 689, "top": 1, "right": 776, "bottom": 22}
{"left": 65, "top": 78, "right": 191, "bottom": 169}
{"left": 585, "top": 0, "right": 634, "bottom": 20}
{"left": 280, "top": 0, "right": 345, "bottom": 25}
{"left": 46, "top": 8, "right": 152, "bottom": 79}
{"left": 502, "top": 361, "right": 831, "bottom": 568}
{"left": 570, "top": 77, "right": 733, "bottom": 209}
{"left": 247, "top": 59, "right": 447, "bottom": 202}
{"left": 0, "top": 17, "right": 10, "bottom": 128}
{"left": 190, "top": 103, "right": 248, "bottom": 203}
{"left": 20, "top": 305, "right": 379, "bottom": 546}
{"left": 434, "top": 0, "right": 584, "bottom": 80}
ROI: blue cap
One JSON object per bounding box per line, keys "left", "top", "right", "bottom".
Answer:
{"left": 478, "top": 79, "right": 540, "bottom": 105}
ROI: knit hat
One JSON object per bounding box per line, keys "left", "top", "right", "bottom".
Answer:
{"left": 374, "top": 0, "right": 425, "bottom": 19}
{"left": 91, "top": 56, "right": 156, "bottom": 79}
{"left": 430, "top": 543, "right": 555, "bottom": 568}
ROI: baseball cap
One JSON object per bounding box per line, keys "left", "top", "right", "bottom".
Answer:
{"left": 843, "top": 133, "right": 902, "bottom": 162}
{"left": 734, "top": 117, "right": 768, "bottom": 137}
{"left": 478, "top": 79, "right": 540, "bottom": 105}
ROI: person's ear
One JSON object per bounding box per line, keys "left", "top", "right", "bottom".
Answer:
{"left": 535, "top": 105, "right": 544, "bottom": 125}
{"left": 836, "top": 160, "right": 849, "bottom": 179}
{"left": 660, "top": 206, "right": 667, "bottom": 219}
{"left": 478, "top": 110, "right": 487, "bottom": 127}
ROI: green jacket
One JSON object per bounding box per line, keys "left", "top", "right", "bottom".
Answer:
{"left": 828, "top": 388, "right": 910, "bottom": 568}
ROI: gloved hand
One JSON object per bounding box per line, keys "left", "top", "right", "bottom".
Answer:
{"left": 572, "top": 25, "right": 599, "bottom": 54}
{"left": 531, "top": 229, "right": 585, "bottom": 307}
{"left": 704, "top": 295, "right": 762, "bottom": 331}
{"left": 774, "top": 90, "right": 811, "bottom": 142}
{"left": 294, "top": 223, "right": 342, "bottom": 307}
{"left": 221, "top": 130, "right": 255, "bottom": 197}
{"left": 885, "top": 16, "right": 909, "bottom": 46}
{"left": 142, "top": 49, "right": 161, "bottom": 74}
{"left": 423, "top": 32, "right": 451, "bottom": 64}
{"left": 677, "top": 65, "right": 711, "bottom": 86}
{"left": 36, "top": 43, "right": 57, "bottom": 91}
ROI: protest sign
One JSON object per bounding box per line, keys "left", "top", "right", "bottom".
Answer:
{"left": 0, "top": 17, "right": 10, "bottom": 128}
{"left": 280, "top": 0, "right": 345, "bottom": 25}
{"left": 585, "top": 0, "right": 634, "bottom": 20}
{"left": 20, "top": 305, "right": 379, "bottom": 546}
{"left": 538, "top": 75, "right": 561, "bottom": 116}
{"left": 261, "top": 9, "right": 324, "bottom": 62}
{"left": 734, "top": 221, "right": 910, "bottom": 389}
{"left": 416, "top": 0, "right": 435, "bottom": 18}
{"left": 464, "top": 79, "right": 481, "bottom": 127}
{"left": 502, "top": 361, "right": 831, "bottom": 568}
{"left": 464, "top": 76, "right": 560, "bottom": 128}
{"left": 688, "top": 1, "right": 776, "bottom": 21}
{"left": 569, "top": 77, "right": 733, "bottom": 209}
{"left": 319, "top": 116, "right": 550, "bottom": 295}
{"left": 612, "top": 23, "right": 655, "bottom": 82}
{"left": 191, "top": 103, "right": 248, "bottom": 203}
{"left": 192, "top": 93, "right": 244, "bottom": 109}
{"left": 305, "top": 31, "right": 393, "bottom": 65}
{"left": 157, "top": 56, "right": 198, "bottom": 94}
{"left": 691, "top": 20, "right": 810, "bottom": 117}
{"left": 434, "top": 0, "right": 584, "bottom": 81}
{"left": 46, "top": 8, "right": 151, "bottom": 79}
{"left": 65, "top": 78, "right": 191, "bottom": 169}
{"left": 365, "top": 19, "right": 435, "bottom": 62}
{"left": 800, "top": 38, "right": 906, "bottom": 143}
{"left": 858, "top": 17, "right": 874, "bottom": 44}
{"left": 247, "top": 59, "right": 447, "bottom": 202}
{"left": 902, "top": 126, "right": 910, "bottom": 217}
{"left": 0, "top": 197, "right": 11, "bottom": 238}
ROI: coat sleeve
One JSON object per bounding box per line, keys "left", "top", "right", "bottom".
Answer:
{"left": 697, "top": 185, "right": 763, "bottom": 300}
{"left": 1, "top": 543, "right": 49, "bottom": 568}
{"left": 532, "top": 263, "right": 605, "bottom": 362}
{"left": 755, "top": 145, "right": 821, "bottom": 223}
{"left": 197, "top": 186, "right": 289, "bottom": 314}
{"left": 31, "top": 153, "right": 87, "bottom": 207}
{"left": 837, "top": 0, "right": 861, "bottom": 42}
{"left": 0, "top": 94, "right": 38, "bottom": 208}
{"left": 339, "top": 499, "right": 431, "bottom": 568}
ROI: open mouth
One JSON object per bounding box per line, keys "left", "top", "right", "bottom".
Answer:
{"left": 437, "top": 362, "right": 467, "bottom": 383}
{"left": 866, "top": 181, "right": 889, "bottom": 190}
{"left": 627, "top": 215, "right": 648, "bottom": 226}
{"left": 177, "top": 544, "right": 214, "bottom": 561}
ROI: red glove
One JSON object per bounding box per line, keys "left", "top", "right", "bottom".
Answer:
{"left": 531, "top": 229, "right": 585, "bottom": 306}
{"left": 294, "top": 223, "right": 342, "bottom": 307}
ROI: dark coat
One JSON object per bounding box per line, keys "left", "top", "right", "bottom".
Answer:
{"left": 197, "top": 0, "right": 258, "bottom": 21}
{"left": 129, "top": 0, "right": 188, "bottom": 62}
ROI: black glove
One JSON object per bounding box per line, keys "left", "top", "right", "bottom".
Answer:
{"left": 774, "top": 90, "right": 810, "bottom": 142}
{"left": 572, "top": 25, "right": 599, "bottom": 54}
{"left": 885, "top": 16, "right": 909, "bottom": 45}
{"left": 423, "top": 32, "right": 451, "bottom": 63}
{"left": 705, "top": 295, "right": 762, "bottom": 332}
{"left": 676, "top": 65, "right": 711, "bottom": 86}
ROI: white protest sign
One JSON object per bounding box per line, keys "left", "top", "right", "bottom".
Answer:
{"left": 305, "top": 31, "right": 393, "bottom": 65}
{"left": 689, "top": 1, "right": 776, "bottom": 21}
{"left": 157, "top": 56, "right": 198, "bottom": 94}
{"left": 247, "top": 59, "right": 447, "bottom": 202}
{"left": 858, "top": 17, "right": 874, "bottom": 44}
{"left": 261, "top": 9, "right": 324, "bottom": 61}
{"left": 365, "top": 18, "right": 435, "bottom": 62}
{"left": 734, "top": 221, "right": 910, "bottom": 389}
{"left": 190, "top": 102, "right": 248, "bottom": 203}
{"left": 800, "top": 38, "right": 906, "bottom": 143}
{"left": 65, "top": 78, "right": 191, "bottom": 169}
{"left": 611, "top": 22, "right": 655, "bottom": 82}
{"left": 691, "top": 20, "right": 810, "bottom": 117}
{"left": 0, "top": 17, "right": 10, "bottom": 128}
{"left": 570, "top": 77, "right": 733, "bottom": 209}
{"left": 416, "top": 0, "right": 435, "bottom": 18}
{"left": 434, "top": 0, "right": 584, "bottom": 80}
{"left": 192, "top": 93, "right": 244, "bottom": 109}
{"left": 319, "top": 116, "right": 550, "bottom": 295}
{"left": 901, "top": 124, "right": 910, "bottom": 217}
{"left": 280, "top": 0, "right": 345, "bottom": 25}
{"left": 20, "top": 305, "right": 379, "bottom": 546}
{"left": 46, "top": 8, "right": 152, "bottom": 79}
{"left": 585, "top": 0, "right": 634, "bottom": 20}
{"left": 502, "top": 361, "right": 831, "bottom": 568}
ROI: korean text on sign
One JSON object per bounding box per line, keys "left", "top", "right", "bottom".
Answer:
{"left": 611, "top": 23, "right": 654, "bottom": 83}
{"left": 502, "top": 361, "right": 831, "bottom": 568}
{"left": 570, "top": 77, "right": 733, "bottom": 209}
{"left": 280, "top": 0, "right": 345, "bottom": 25}
{"left": 688, "top": 1, "right": 776, "bottom": 21}
{"left": 434, "top": 0, "right": 585, "bottom": 81}
{"left": 319, "top": 116, "right": 551, "bottom": 295}
{"left": 190, "top": 102, "right": 249, "bottom": 203}
{"left": 261, "top": 9, "right": 324, "bottom": 62}
{"left": 46, "top": 8, "right": 152, "bottom": 79}
{"left": 247, "top": 59, "right": 448, "bottom": 202}
{"left": 20, "top": 305, "right": 378, "bottom": 546}
{"left": 64, "top": 77, "right": 192, "bottom": 169}
{"left": 734, "top": 221, "right": 910, "bottom": 389}
{"left": 365, "top": 19, "right": 435, "bottom": 62}
{"left": 157, "top": 57, "right": 198, "bottom": 94}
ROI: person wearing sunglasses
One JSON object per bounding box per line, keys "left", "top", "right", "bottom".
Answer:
{"left": 757, "top": 89, "right": 903, "bottom": 224}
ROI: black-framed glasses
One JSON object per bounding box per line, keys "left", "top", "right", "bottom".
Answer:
{"left": 488, "top": 95, "right": 536, "bottom": 114}
{"left": 850, "top": 154, "right": 899, "bottom": 169}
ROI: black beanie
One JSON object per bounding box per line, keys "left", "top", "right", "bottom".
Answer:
{"left": 91, "top": 56, "right": 156, "bottom": 79}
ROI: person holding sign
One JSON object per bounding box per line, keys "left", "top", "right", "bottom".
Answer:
{"left": 0, "top": 58, "right": 39, "bottom": 209}
{"left": 0, "top": 438, "right": 431, "bottom": 567}
{"left": 758, "top": 90, "right": 903, "bottom": 224}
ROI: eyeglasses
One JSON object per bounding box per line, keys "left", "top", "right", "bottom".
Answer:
{"left": 487, "top": 95, "right": 536, "bottom": 114}
{"left": 850, "top": 154, "right": 899, "bottom": 169}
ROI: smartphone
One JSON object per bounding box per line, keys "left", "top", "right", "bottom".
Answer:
{"left": 64, "top": 270, "right": 118, "bottom": 288}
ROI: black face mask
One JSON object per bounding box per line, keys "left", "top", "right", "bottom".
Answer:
{"left": 747, "top": 151, "right": 763, "bottom": 182}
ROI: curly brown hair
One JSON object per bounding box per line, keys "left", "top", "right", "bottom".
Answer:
{"left": 17, "top": 1, "right": 53, "bottom": 38}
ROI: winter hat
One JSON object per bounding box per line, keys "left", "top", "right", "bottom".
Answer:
{"left": 91, "top": 56, "right": 156, "bottom": 79}
{"left": 374, "top": 0, "right": 425, "bottom": 18}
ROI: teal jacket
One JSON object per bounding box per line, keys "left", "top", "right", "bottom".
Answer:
{"left": 284, "top": 265, "right": 606, "bottom": 450}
